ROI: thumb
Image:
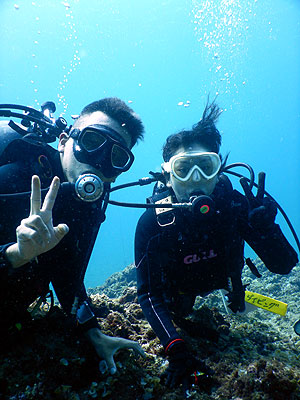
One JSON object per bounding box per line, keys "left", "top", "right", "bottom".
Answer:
{"left": 105, "top": 354, "right": 117, "bottom": 375}
{"left": 54, "top": 224, "right": 69, "bottom": 241}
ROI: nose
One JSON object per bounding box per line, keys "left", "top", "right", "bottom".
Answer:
{"left": 191, "top": 168, "right": 202, "bottom": 182}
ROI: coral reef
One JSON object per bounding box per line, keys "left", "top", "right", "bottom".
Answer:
{"left": 88, "top": 264, "right": 137, "bottom": 299}
{"left": 0, "top": 260, "right": 300, "bottom": 399}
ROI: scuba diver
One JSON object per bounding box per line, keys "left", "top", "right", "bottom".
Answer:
{"left": 134, "top": 100, "right": 298, "bottom": 393}
{"left": 0, "top": 98, "right": 145, "bottom": 373}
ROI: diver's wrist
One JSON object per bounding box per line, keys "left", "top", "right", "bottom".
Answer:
{"left": 5, "top": 243, "right": 31, "bottom": 269}
{"left": 85, "top": 326, "right": 105, "bottom": 344}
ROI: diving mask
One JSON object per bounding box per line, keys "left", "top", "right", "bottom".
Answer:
{"left": 163, "top": 151, "right": 221, "bottom": 182}
{"left": 70, "top": 124, "right": 134, "bottom": 178}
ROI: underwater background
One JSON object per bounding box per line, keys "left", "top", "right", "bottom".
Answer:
{"left": 0, "top": 0, "right": 299, "bottom": 289}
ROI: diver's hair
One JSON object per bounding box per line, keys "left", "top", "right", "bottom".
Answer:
{"left": 75, "top": 97, "right": 144, "bottom": 147}
{"left": 162, "top": 99, "right": 223, "bottom": 162}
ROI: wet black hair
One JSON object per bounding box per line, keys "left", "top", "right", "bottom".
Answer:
{"left": 162, "top": 100, "right": 222, "bottom": 162}
{"left": 75, "top": 97, "right": 144, "bottom": 147}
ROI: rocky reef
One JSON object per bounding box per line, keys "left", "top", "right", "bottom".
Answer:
{"left": 0, "top": 260, "right": 300, "bottom": 399}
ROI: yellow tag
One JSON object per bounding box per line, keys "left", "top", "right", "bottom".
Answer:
{"left": 245, "top": 290, "right": 287, "bottom": 316}
{"left": 154, "top": 196, "right": 174, "bottom": 215}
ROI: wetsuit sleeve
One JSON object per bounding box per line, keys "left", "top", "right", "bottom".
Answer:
{"left": 0, "top": 160, "right": 33, "bottom": 277}
{"left": 47, "top": 231, "right": 99, "bottom": 331}
{"left": 135, "top": 209, "right": 181, "bottom": 349}
{"left": 42, "top": 197, "right": 104, "bottom": 332}
{"left": 0, "top": 244, "right": 15, "bottom": 275}
{"left": 235, "top": 191, "right": 298, "bottom": 274}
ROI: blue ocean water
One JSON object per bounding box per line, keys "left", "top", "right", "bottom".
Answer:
{"left": 0, "top": 0, "right": 299, "bottom": 289}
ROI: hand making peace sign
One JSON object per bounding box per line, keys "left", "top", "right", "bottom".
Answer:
{"left": 7, "top": 175, "right": 69, "bottom": 268}
{"left": 240, "top": 172, "right": 277, "bottom": 230}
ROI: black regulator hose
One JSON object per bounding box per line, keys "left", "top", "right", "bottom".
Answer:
{"left": 0, "top": 103, "right": 68, "bottom": 141}
{"left": 0, "top": 103, "right": 47, "bottom": 118}
{"left": 0, "top": 183, "right": 72, "bottom": 199}
{"left": 110, "top": 177, "right": 157, "bottom": 192}
{"left": 108, "top": 199, "right": 189, "bottom": 209}
{"left": 0, "top": 104, "right": 54, "bottom": 129}
{"left": 109, "top": 176, "right": 179, "bottom": 208}
{"left": 223, "top": 162, "right": 255, "bottom": 190}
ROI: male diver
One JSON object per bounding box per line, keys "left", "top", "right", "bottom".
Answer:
{"left": 134, "top": 100, "right": 298, "bottom": 392}
{"left": 0, "top": 98, "right": 145, "bottom": 373}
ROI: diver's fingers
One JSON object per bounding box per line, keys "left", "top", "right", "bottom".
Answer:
{"left": 182, "top": 377, "right": 190, "bottom": 397}
{"left": 117, "top": 338, "right": 146, "bottom": 357}
{"left": 104, "top": 354, "right": 117, "bottom": 375}
{"left": 30, "top": 175, "right": 41, "bottom": 216}
{"left": 98, "top": 360, "right": 108, "bottom": 374}
{"left": 256, "top": 172, "right": 266, "bottom": 201}
{"left": 239, "top": 177, "right": 255, "bottom": 201}
{"left": 53, "top": 224, "right": 69, "bottom": 243}
{"left": 41, "top": 176, "right": 60, "bottom": 212}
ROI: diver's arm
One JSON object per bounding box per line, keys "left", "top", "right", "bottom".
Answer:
{"left": 51, "top": 263, "right": 145, "bottom": 374}
{"left": 135, "top": 210, "right": 182, "bottom": 348}
{"left": 244, "top": 223, "right": 298, "bottom": 274}
{"left": 0, "top": 243, "right": 16, "bottom": 274}
{"left": 235, "top": 188, "right": 298, "bottom": 274}
{"left": 0, "top": 162, "right": 33, "bottom": 271}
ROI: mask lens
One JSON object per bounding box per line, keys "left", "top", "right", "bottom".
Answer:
{"left": 81, "top": 129, "right": 106, "bottom": 151}
{"left": 173, "top": 159, "right": 193, "bottom": 179}
{"left": 197, "top": 156, "right": 215, "bottom": 175}
{"left": 111, "top": 144, "right": 130, "bottom": 168}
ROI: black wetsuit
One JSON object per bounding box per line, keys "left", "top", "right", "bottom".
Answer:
{"left": 135, "top": 176, "right": 298, "bottom": 349}
{"left": 0, "top": 125, "right": 105, "bottom": 329}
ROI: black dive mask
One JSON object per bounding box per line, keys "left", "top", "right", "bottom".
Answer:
{"left": 69, "top": 124, "right": 134, "bottom": 178}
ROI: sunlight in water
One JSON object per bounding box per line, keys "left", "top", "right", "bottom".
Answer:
{"left": 57, "top": 5, "right": 81, "bottom": 115}
{"left": 191, "top": 0, "right": 260, "bottom": 97}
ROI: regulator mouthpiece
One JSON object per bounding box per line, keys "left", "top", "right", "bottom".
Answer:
{"left": 190, "top": 195, "right": 214, "bottom": 215}
{"left": 74, "top": 173, "right": 104, "bottom": 202}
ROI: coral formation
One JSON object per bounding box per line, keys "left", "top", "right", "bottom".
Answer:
{"left": 0, "top": 260, "right": 300, "bottom": 399}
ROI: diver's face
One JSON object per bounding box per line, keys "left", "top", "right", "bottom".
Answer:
{"left": 166, "top": 143, "right": 219, "bottom": 202}
{"left": 59, "top": 111, "right": 132, "bottom": 183}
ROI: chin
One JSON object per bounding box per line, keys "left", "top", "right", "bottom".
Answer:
{"left": 174, "top": 194, "right": 189, "bottom": 203}
{"left": 189, "top": 190, "right": 205, "bottom": 197}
